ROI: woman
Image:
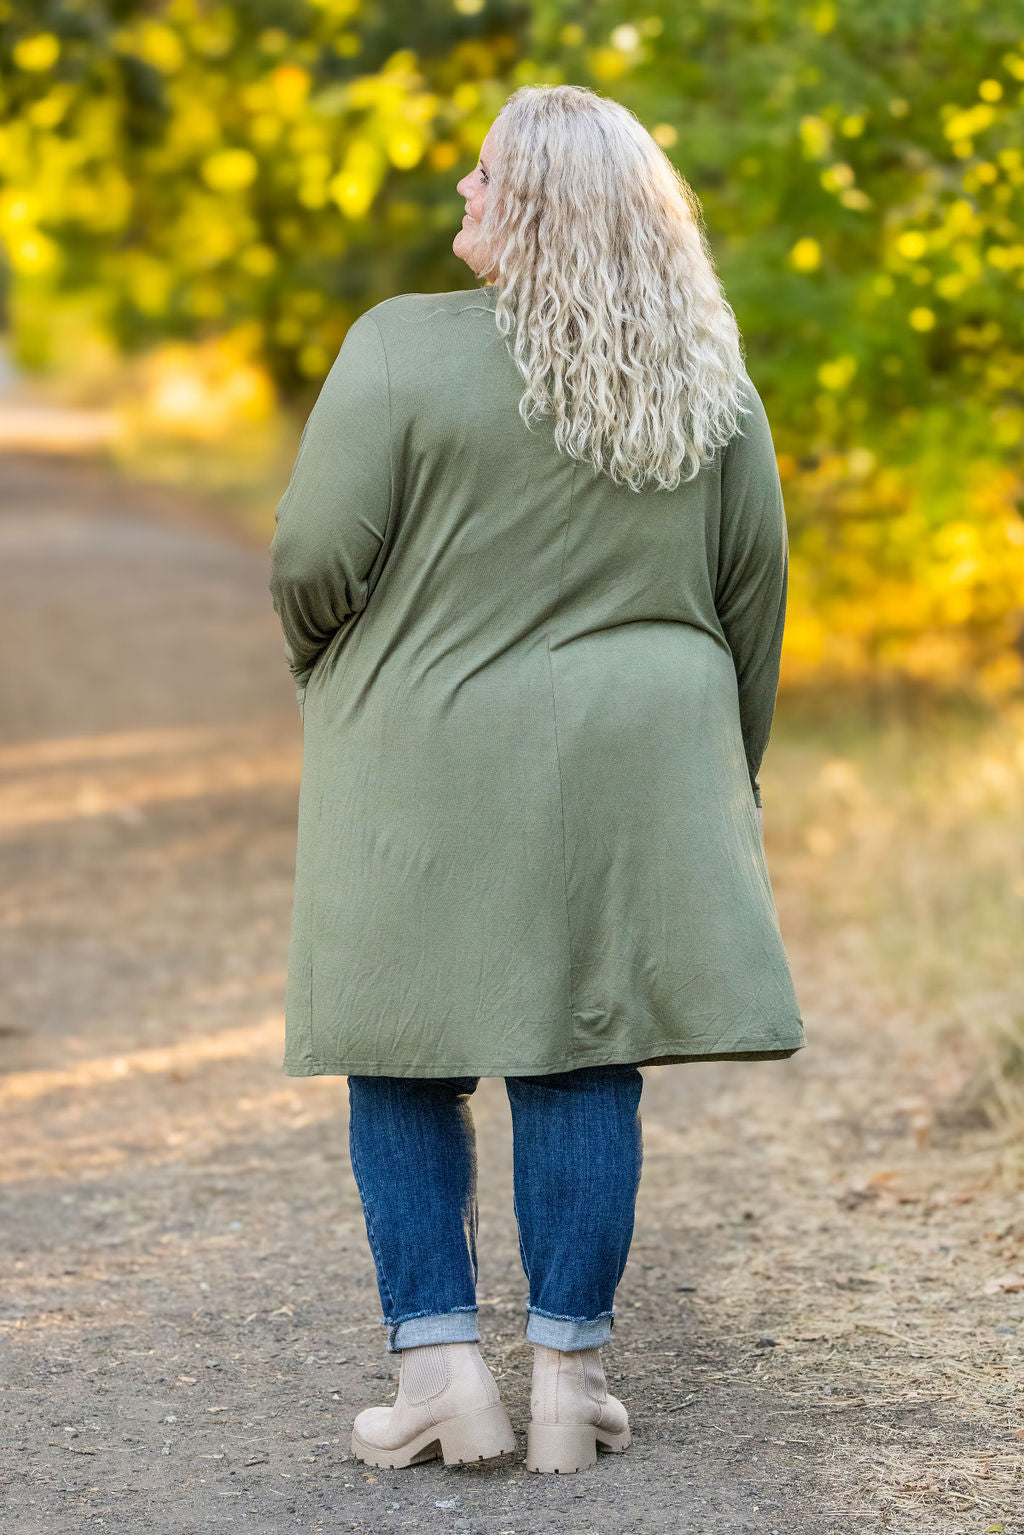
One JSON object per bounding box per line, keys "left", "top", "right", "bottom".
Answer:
{"left": 269, "top": 83, "right": 805, "bottom": 1476}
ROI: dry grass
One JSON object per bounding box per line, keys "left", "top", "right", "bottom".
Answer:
{"left": 767, "top": 697, "right": 1024, "bottom": 1137}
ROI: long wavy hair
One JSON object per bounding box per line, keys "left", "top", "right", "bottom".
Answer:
{"left": 476, "top": 84, "right": 751, "bottom": 492}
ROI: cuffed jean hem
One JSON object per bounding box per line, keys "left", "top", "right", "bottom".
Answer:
{"left": 525, "top": 1308, "right": 614, "bottom": 1350}
{"left": 386, "top": 1309, "right": 480, "bottom": 1354}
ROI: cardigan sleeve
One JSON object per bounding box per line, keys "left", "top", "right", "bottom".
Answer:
{"left": 715, "top": 378, "right": 789, "bottom": 811}
{"left": 268, "top": 311, "right": 393, "bottom": 713}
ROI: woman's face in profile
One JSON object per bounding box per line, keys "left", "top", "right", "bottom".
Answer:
{"left": 454, "top": 128, "right": 498, "bottom": 279}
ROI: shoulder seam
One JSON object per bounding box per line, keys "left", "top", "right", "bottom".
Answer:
{"left": 366, "top": 290, "right": 497, "bottom": 325}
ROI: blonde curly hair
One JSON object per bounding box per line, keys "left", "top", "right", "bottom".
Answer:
{"left": 477, "top": 83, "right": 751, "bottom": 492}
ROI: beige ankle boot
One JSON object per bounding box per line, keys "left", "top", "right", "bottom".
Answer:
{"left": 526, "top": 1343, "right": 631, "bottom": 1473}
{"left": 350, "top": 1341, "right": 516, "bottom": 1469}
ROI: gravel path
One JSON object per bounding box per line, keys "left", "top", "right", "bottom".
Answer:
{"left": 1, "top": 453, "right": 1020, "bottom": 1535}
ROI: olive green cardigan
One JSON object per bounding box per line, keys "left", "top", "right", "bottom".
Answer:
{"left": 269, "top": 287, "right": 805, "bottom": 1077}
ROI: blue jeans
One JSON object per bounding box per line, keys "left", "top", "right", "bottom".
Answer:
{"left": 347, "top": 1066, "right": 644, "bottom": 1353}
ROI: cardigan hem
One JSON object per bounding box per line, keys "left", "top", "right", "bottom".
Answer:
{"left": 282, "top": 1039, "right": 806, "bottom": 1078}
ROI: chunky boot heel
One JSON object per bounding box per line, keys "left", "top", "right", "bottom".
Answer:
{"left": 526, "top": 1342, "right": 632, "bottom": 1474}
{"left": 526, "top": 1420, "right": 598, "bottom": 1473}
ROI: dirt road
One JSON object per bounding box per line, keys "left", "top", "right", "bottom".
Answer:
{"left": 1, "top": 453, "right": 1020, "bottom": 1534}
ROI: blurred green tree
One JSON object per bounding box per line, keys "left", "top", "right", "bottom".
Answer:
{"left": 1, "top": 0, "right": 1022, "bottom": 697}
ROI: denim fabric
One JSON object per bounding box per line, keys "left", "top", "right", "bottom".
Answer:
{"left": 346, "top": 1065, "right": 643, "bottom": 1352}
